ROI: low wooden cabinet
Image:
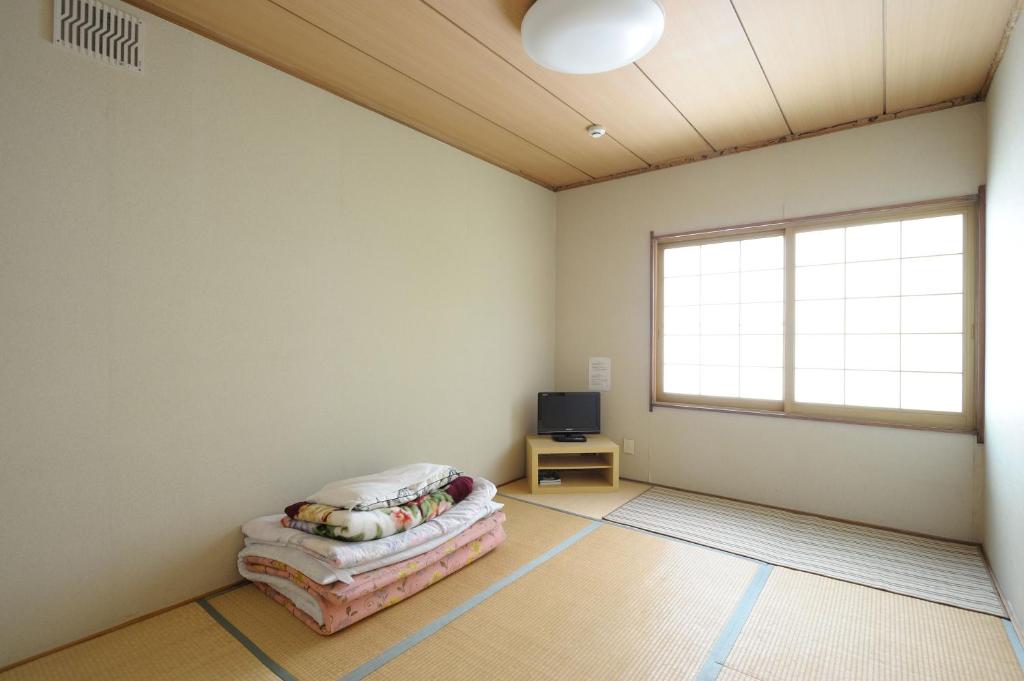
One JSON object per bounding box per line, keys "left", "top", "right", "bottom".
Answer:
{"left": 526, "top": 435, "right": 620, "bottom": 494}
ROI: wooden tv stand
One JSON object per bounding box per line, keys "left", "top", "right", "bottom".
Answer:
{"left": 526, "top": 435, "right": 620, "bottom": 494}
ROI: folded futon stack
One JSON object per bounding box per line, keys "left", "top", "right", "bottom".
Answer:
{"left": 238, "top": 463, "right": 505, "bottom": 634}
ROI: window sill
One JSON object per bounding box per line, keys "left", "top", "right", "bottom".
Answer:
{"left": 650, "top": 400, "right": 979, "bottom": 438}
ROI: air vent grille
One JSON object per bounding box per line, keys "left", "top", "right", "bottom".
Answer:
{"left": 53, "top": 0, "right": 143, "bottom": 72}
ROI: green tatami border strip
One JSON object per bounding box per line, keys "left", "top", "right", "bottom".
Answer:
{"left": 338, "top": 520, "right": 602, "bottom": 680}
{"left": 197, "top": 598, "right": 297, "bottom": 681}
{"left": 198, "top": 518, "right": 603, "bottom": 681}
{"left": 695, "top": 563, "right": 774, "bottom": 681}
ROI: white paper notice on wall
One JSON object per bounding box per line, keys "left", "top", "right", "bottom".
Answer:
{"left": 588, "top": 357, "right": 612, "bottom": 392}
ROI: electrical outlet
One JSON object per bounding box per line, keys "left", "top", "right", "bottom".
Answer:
{"left": 623, "top": 438, "right": 635, "bottom": 455}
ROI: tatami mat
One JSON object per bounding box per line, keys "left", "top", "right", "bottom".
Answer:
{"left": 723, "top": 567, "right": 1024, "bottom": 681}
{"left": 498, "top": 477, "right": 650, "bottom": 519}
{"left": 207, "top": 498, "right": 590, "bottom": 681}
{"left": 717, "top": 669, "right": 763, "bottom": 681}
{"left": 607, "top": 486, "right": 1005, "bottom": 616}
{"left": 0, "top": 603, "right": 279, "bottom": 681}
{"left": 7, "top": 494, "right": 1021, "bottom": 681}
{"left": 364, "top": 523, "right": 760, "bottom": 681}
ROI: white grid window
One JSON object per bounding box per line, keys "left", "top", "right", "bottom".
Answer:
{"left": 662, "top": 235, "right": 784, "bottom": 401}
{"left": 654, "top": 200, "right": 977, "bottom": 432}
{"left": 794, "top": 216, "right": 964, "bottom": 412}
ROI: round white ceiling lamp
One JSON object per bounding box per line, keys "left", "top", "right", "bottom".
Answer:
{"left": 521, "top": 0, "right": 665, "bottom": 75}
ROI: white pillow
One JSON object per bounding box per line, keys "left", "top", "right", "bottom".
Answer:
{"left": 307, "top": 462, "right": 461, "bottom": 510}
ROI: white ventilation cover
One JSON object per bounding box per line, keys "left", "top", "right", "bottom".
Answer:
{"left": 53, "top": 0, "right": 142, "bottom": 72}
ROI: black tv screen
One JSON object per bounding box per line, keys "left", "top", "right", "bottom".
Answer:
{"left": 537, "top": 392, "right": 600, "bottom": 435}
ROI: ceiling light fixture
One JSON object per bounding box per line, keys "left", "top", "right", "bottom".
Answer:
{"left": 521, "top": 0, "right": 665, "bottom": 75}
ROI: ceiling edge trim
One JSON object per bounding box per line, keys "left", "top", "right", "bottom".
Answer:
{"left": 979, "top": 0, "right": 1024, "bottom": 99}
{"left": 554, "top": 94, "right": 979, "bottom": 192}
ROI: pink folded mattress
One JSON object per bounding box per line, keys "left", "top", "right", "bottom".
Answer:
{"left": 247, "top": 511, "right": 506, "bottom": 635}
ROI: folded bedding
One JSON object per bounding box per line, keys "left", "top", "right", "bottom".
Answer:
{"left": 282, "top": 490, "right": 452, "bottom": 541}
{"left": 281, "top": 476, "right": 474, "bottom": 542}
{"left": 306, "top": 462, "right": 461, "bottom": 511}
{"left": 241, "top": 477, "right": 501, "bottom": 583}
{"left": 243, "top": 512, "right": 507, "bottom": 634}
{"left": 238, "top": 540, "right": 353, "bottom": 585}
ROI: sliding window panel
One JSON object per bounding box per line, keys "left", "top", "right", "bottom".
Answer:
{"left": 790, "top": 206, "right": 974, "bottom": 428}
{"left": 658, "top": 233, "right": 784, "bottom": 409}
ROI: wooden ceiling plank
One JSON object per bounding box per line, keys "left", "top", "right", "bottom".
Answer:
{"left": 886, "top": 0, "right": 1018, "bottom": 112}
{"left": 637, "top": 0, "right": 791, "bottom": 150}
{"left": 422, "top": 0, "right": 712, "bottom": 165}
{"left": 273, "top": 0, "right": 648, "bottom": 179}
{"left": 554, "top": 96, "right": 978, "bottom": 191}
{"left": 732, "top": 0, "right": 884, "bottom": 134}
{"left": 124, "top": 0, "right": 589, "bottom": 189}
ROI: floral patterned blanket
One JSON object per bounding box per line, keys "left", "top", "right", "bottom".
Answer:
{"left": 241, "top": 477, "right": 501, "bottom": 572}
{"left": 245, "top": 512, "right": 506, "bottom": 635}
{"left": 282, "top": 489, "right": 453, "bottom": 542}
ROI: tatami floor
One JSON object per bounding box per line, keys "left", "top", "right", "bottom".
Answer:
{"left": 3, "top": 488, "right": 1023, "bottom": 681}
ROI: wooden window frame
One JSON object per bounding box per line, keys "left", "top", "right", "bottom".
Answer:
{"left": 650, "top": 194, "right": 984, "bottom": 438}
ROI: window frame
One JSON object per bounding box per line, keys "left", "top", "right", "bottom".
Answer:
{"left": 650, "top": 194, "right": 982, "bottom": 436}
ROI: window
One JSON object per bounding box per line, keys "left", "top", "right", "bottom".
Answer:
{"left": 661, "top": 234, "right": 785, "bottom": 406}
{"left": 652, "top": 197, "right": 979, "bottom": 431}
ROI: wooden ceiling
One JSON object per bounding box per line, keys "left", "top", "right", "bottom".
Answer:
{"left": 127, "top": 0, "right": 1020, "bottom": 191}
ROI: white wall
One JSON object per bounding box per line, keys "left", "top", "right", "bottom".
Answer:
{"left": 556, "top": 104, "right": 987, "bottom": 542}
{"left": 0, "top": 0, "right": 555, "bottom": 666}
{"left": 984, "top": 23, "right": 1024, "bottom": 626}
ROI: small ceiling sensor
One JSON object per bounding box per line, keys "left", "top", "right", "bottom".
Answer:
{"left": 587, "top": 124, "right": 607, "bottom": 138}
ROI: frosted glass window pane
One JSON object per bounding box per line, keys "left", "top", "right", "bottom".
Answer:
{"left": 663, "top": 335, "right": 700, "bottom": 365}
{"left": 795, "top": 369, "right": 844, "bottom": 404}
{"left": 663, "top": 276, "right": 700, "bottom": 306}
{"left": 846, "top": 334, "right": 899, "bottom": 370}
{"left": 740, "top": 367, "right": 782, "bottom": 399}
{"left": 846, "top": 260, "right": 900, "bottom": 298}
{"left": 845, "top": 222, "right": 899, "bottom": 262}
{"left": 796, "top": 264, "right": 845, "bottom": 300}
{"left": 901, "top": 373, "right": 962, "bottom": 412}
{"left": 902, "top": 255, "right": 962, "bottom": 295}
{"left": 902, "top": 215, "right": 963, "bottom": 257}
{"left": 701, "top": 366, "right": 739, "bottom": 397}
{"left": 741, "top": 236, "right": 783, "bottom": 271}
{"left": 664, "top": 364, "right": 699, "bottom": 395}
{"left": 845, "top": 370, "right": 899, "bottom": 408}
{"left": 901, "top": 334, "right": 962, "bottom": 372}
{"left": 796, "top": 228, "right": 844, "bottom": 265}
{"left": 702, "top": 304, "right": 739, "bottom": 334}
{"left": 664, "top": 305, "right": 700, "bottom": 335}
{"left": 795, "top": 300, "right": 844, "bottom": 334}
{"left": 741, "top": 269, "right": 783, "bottom": 303}
{"left": 701, "top": 241, "right": 740, "bottom": 274}
{"left": 796, "top": 334, "right": 844, "bottom": 369}
{"left": 741, "top": 335, "right": 783, "bottom": 367}
{"left": 664, "top": 246, "right": 700, "bottom": 277}
{"left": 740, "top": 302, "right": 783, "bottom": 334}
{"left": 701, "top": 273, "right": 740, "bottom": 304}
{"left": 902, "top": 294, "right": 962, "bottom": 333}
{"left": 701, "top": 335, "right": 739, "bottom": 366}
{"left": 847, "top": 297, "right": 900, "bottom": 333}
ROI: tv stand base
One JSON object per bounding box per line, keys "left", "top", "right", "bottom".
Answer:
{"left": 552, "top": 434, "right": 588, "bottom": 442}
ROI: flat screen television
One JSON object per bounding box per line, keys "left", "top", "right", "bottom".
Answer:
{"left": 537, "top": 392, "right": 600, "bottom": 442}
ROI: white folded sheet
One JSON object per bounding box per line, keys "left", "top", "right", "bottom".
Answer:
{"left": 241, "top": 477, "right": 501, "bottom": 584}
{"left": 238, "top": 560, "right": 327, "bottom": 626}
{"left": 238, "top": 541, "right": 353, "bottom": 585}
